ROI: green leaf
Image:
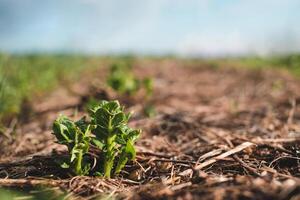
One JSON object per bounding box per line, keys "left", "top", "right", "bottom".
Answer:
{"left": 75, "top": 116, "right": 88, "bottom": 133}
{"left": 52, "top": 115, "right": 91, "bottom": 175}
{"left": 127, "top": 129, "right": 141, "bottom": 142}
{"left": 93, "top": 126, "right": 108, "bottom": 141}
{"left": 103, "top": 101, "right": 121, "bottom": 114}
{"left": 61, "top": 162, "right": 70, "bottom": 169}
{"left": 125, "top": 141, "right": 136, "bottom": 159}
{"left": 112, "top": 112, "right": 127, "bottom": 127}
{"left": 91, "top": 138, "right": 104, "bottom": 149}
{"left": 94, "top": 172, "right": 103, "bottom": 177}
{"left": 93, "top": 108, "right": 110, "bottom": 128}
{"left": 114, "top": 141, "right": 136, "bottom": 174}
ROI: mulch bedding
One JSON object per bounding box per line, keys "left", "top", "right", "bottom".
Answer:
{"left": 1, "top": 60, "right": 300, "bottom": 200}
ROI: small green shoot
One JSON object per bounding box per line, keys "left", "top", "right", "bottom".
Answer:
{"left": 52, "top": 100, "right": 141, "bottom": 178}
{"left": 143, "top": 78, "right": 153, "bottom": 98}
{"left": 107, "top": 63, "right": 139, "bottom": 95}
{"left": 143, "top": 104, "right": 156, "bottom": 118}
{"left": 52, "top": 116, "right": 91, "bottom": 175}
{"left": 107, "top": 63, "right": 153, "bottom": 97}
{"left": 90, "top": 100, "right": 140, "bottom": 177}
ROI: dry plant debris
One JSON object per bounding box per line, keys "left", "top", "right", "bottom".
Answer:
{"left": 1, "top": 60, "right": 300, "bottom": 199}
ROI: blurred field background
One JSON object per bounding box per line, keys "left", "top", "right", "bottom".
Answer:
{"left": 0, "top": 54, "right": 98, "bottom": 122}
{"left": 1, "top": 53, "right": 300, "bottom": 124}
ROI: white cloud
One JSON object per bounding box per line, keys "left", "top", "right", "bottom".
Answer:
{"left": 177, "top": 29, "right": 300, "bottom": 57}
{"left": 177, "top": 31, "right": 251, "bottom": 57}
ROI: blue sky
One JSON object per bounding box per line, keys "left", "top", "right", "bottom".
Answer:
{"left": 0, "top": 0, "right": 300, "bottom": 56}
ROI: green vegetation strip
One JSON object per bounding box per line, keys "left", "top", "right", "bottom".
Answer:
{"left": 226, "top": 54, "right": 300, "bottom": 76}
{"left": 1, "top": 53, "right": 299, "bottom": 123}
{"left": 0, "top": 54, "right": 102, "bottom": 122}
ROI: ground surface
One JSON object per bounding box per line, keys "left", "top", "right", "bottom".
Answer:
{"left": 1, "top": 60, "right": 300, "bottom": 200}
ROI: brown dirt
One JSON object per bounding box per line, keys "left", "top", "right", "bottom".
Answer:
{"left": 1, "top": 59, "right": 300, "bottom": 200}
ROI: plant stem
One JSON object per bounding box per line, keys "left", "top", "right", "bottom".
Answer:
{"left": 104, "top": 136, "right": 115, "bottom": 178}
{"left": 104, "top": 155, "right": 114, "bottom": 178}
{"left": 104, "top": 116, "right": 115, "bottom": 178}
{"left": 114, "top": 151, "right": 128, "bottom": 174}
{"left": 74, "top": 150, "right": 83, "bottom": 175}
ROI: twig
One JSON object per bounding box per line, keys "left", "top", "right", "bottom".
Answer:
{"left": 232, "top": 155, "right": 260, "bottom": 176}
{"left": 269, "top": 156, "right": 300, "bottom": 167}
{"left": 260, "top": 166, "right": 300, "bottom": 182}
{"left": 137, "top": 151, "right": 174, "bottom": 158}
{"left": 151, "top": 158, "right": 196, "bottom": 165}
{"left": 264, "top": 143, "right": 295, "bottom": 156}
{"left": 0, "top": 178, "right": 63, "bottom": 187}
{"left": 194, "top": 142, "right": 255, "bottom": 170}
{"left": 253, "top": 138, "right": 300, "bottom": 143}
{"left": 196, "top": 149, "right": 223, "bottom": 164}
{"left": 170, "top": 182, "right": 192, "bottom": 191}
{"left": 2, "top": 118, "right": 18, "bottom": 138}
{"left": 121, "top": 179, "right": 142, "bottom": 185}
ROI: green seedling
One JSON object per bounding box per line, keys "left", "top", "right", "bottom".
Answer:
{"left": 143, "top": 104, "right": 156, "bottom": 118}
{"left": 107, "top": 63, "right": 139, "bottom": 95}
{"left": 52, "top": 116, "right": 91, "bottom": 175}
{"left": 52, "top": 100, "right": 140, "bottom": 178}
{"left": 90, "top": 100, "right": 140, "bottom": 177}
{"left": 107, "top": 63, "right": 154, "bottom": 97}
{"left": 143, "top": 78, "right": 153, "bottom": 98}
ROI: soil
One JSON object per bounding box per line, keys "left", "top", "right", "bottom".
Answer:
{"left": 1, "top": 59, "right": 300, "bottom": 200}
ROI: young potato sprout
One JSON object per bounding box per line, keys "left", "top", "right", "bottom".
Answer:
{"left": 107, "top": 63, "right": 153, "bottom": 97}
{"left": 90, "top": 100, "right": 140, "bottom": 177}
{"left": 52, "top": 100, "right": 141, "bottom": 178}
{"left": 52, "top": 116, "right": 91, "bottom": 175}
